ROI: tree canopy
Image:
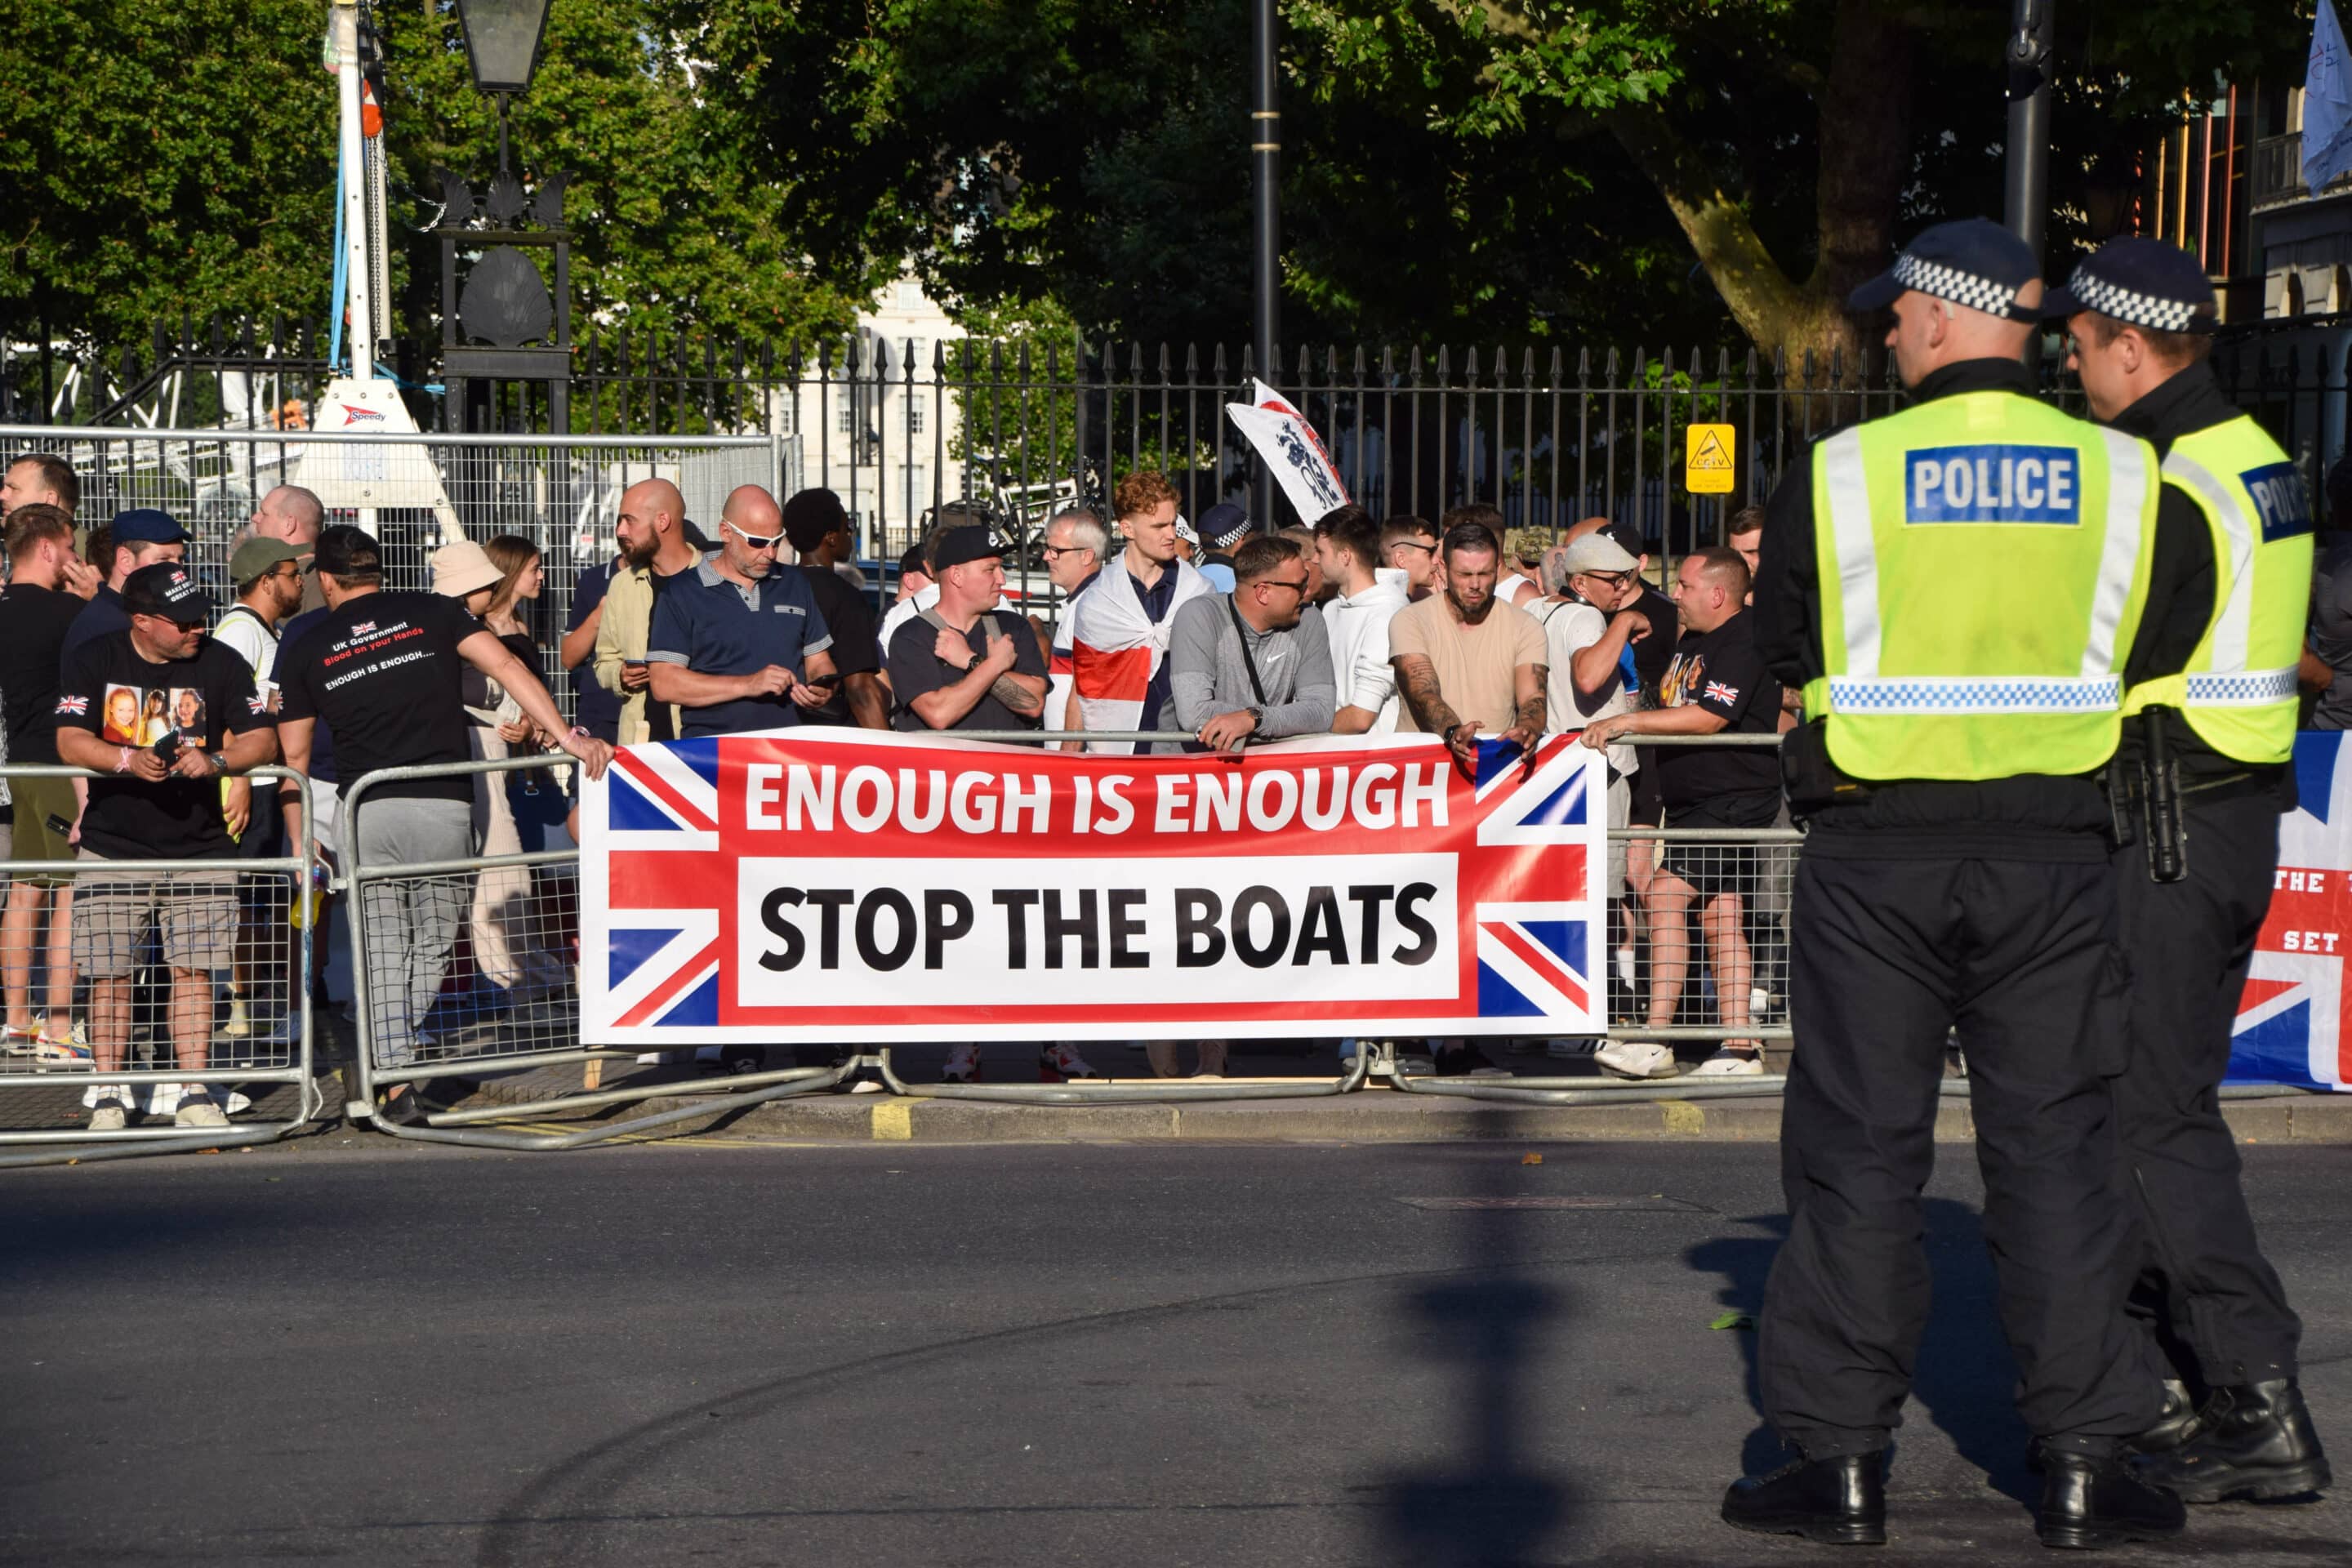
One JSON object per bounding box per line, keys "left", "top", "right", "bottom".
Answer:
{"left": 0, "top": 0, "right": 2317, "bottom": 365}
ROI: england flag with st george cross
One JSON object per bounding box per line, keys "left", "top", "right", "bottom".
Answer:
{"left": 581, "top": 731, "right": 1608, "bottom": 1045}
{"left": 2231, "top": 730, "right": 2352, "bottom": 1089}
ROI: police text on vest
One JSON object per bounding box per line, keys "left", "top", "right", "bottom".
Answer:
{"left": 1905, "top": 444, "right": 2080, "bottom": 525}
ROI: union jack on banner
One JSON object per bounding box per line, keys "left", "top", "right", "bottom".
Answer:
{"left": 2230, "top": 729, "right": 2352, "bottom": 1089}
{"left": 582, "top": 730, "right": 1606, "bottom": 1045}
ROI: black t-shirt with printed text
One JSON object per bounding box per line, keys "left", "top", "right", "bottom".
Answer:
{"left": 56, "top": 630, "right": 264, "bottom": 860}
{"left": 1655, "top": 607, "right": 1780, "bottom": 816}
{"left": 278, "top": 590, "right": 483, "bottom": 804}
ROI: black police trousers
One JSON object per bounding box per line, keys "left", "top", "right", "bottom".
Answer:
{"left": 1759, "top": 849, "right": 2158, "bottom": 1459}
{"left": 2113, "top": 787, "right": 2303, "bottom": 1388}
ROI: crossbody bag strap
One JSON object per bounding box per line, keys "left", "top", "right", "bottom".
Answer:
{"left": 1224, "top": 595, "right": 1269, "bottom": 707}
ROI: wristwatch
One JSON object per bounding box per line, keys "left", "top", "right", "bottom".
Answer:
{"left": 1245, "top": 707, "right": 1263, "bottom": 732}
{"left": 208, "top": 751, "right": 229, "bottom": 775}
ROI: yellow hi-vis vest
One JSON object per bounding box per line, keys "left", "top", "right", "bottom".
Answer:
{"left": 2120, "top": 414, "right": 2313, "bottom": 765}
{"left": 1802, "top": 390, "right": 2160, "bottom": 781}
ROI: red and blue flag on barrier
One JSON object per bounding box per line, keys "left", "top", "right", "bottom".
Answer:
{"left": 2230, "top": 729, "right": 2352, "bottom": 1090}
{"left": 581, "top": 730, "right": 1608, "bottom": 1045}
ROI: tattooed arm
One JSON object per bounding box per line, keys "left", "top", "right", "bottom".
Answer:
{"left": 1499, "top": 662, "right": 1546, "bottom": 758}
{"left": 1394, "top": 652, "right": 1481, "bottom": 772}
{"left": 987, "top": 665, "right": 1046, "bottom": 717}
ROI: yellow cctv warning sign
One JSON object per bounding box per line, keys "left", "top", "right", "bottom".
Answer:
{"left": 1686, "top": 423, "right": 1735, "bottom": 495}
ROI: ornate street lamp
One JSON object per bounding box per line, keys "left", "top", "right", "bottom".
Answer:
{"left": 438, "top": 0, "right": 571, "bottom": 436}
{"left": 454, "top": 0, "right": 553, "bottom": 172}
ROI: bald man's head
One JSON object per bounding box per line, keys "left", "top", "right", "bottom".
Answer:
{"left": 617, "top": 478, "right": 686, "bottom": 568}
{"left": 254, "top": 483, "right": 324, "bottom": 545}
{"left": 720, "top": 484, "right": 783, "bottom": 543}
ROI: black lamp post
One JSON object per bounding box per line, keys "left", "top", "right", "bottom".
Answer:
{"left": 439, "top": 0, "right": 570, "bottom": 439}
{"left": 454, "top": 0, "right": 553, "bottom": 173}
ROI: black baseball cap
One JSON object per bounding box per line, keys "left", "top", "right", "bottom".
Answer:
{"left": 1847, "top": 217, "right": 2042, "bottom": 323}
{"left": 314, "top": 523, "right": 381, "bottom": 579}
{"left": 122, "top": 561, "right": 212, "bottom": 625}
{"left": 2041, "top": 237, "right": 2219, "bottom": 335}
{"left": 1603, "top": 520, "right": 1647, "bottom": 562}
{"left": 931, "top": 524, "right": 1011, "bottom": 572}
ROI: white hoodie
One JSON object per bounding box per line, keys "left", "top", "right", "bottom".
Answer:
{"left": 1322, "top": 567, "right": 1410, "bottom": 733}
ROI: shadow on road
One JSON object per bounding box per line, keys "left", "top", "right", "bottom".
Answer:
{"left": 1365, "top": 1153, "right": 1582, "bottom": 1566}
{"left": 1687, "top": 1197, "right": 2034, "bottom": 1504}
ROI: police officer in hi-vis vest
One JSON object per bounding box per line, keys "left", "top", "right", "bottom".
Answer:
{"left": 1732, "top": 219, "right": 2185, "bottom": 1549}
{"left": 2050, "top": 238, "right": 2332, "bottom": 1504}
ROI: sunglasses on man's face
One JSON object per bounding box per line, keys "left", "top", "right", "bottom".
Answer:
{"left": 1258, "top": 575, "right": 1312, "bottom": 595}
{"left": 725, "top": 521, "right": 784, "bottom": 550}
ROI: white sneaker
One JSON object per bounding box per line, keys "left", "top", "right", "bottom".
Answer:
{"left": 176, "top": 1096, "right": 231, "bottom": 1129}
{"left": 1038, "top": 1044, "right": 1099, "bottom": 1082}
{"left": 1593, "top": 1040, "right": 1680, "bottom": 1080}
{"left": 1687, "top": 1048, "right": 1766, "bottom": 1077}
{"left": 941, "top": 1045, "right": 981, "bottom": 1083}
{"left": 87, "top": 1098, "right": 129, "bottom": 1133}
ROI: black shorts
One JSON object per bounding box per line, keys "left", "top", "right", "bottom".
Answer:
{"left": 1659, "top": 795, "right": 1780, "bottom": 901}
{"left": 1628, "top": 747, "right": 1664, "bottom": 825}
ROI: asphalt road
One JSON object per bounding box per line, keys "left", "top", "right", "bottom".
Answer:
{"left": 4, "top": 1138, "right": 2347, "bottom": 1567}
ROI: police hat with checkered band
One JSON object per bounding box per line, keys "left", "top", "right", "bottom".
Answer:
{"left": 2041, "top": 237, "right": 2218, "bottom": 336}
{"left": 1847, "top": 218, "right": 2042, "bottom": 323}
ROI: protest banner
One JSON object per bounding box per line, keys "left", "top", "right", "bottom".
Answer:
{"left": 2231, "top": 728, "right": 2352, "bottom": 1089}
{"left": 581, "top": 731, "right": 1606, "bottom": 1045}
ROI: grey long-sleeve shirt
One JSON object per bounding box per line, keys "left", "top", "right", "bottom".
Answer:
{"left": 1156, "top": 594, "right": 1336, "bottom": 746}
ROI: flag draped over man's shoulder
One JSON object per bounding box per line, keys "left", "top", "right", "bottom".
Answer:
{"left": 2307, "top": 0, "right": 2352, "bottom": 198}
{"left": 1069, "top": 558, "right": 1211, "bottom": 753}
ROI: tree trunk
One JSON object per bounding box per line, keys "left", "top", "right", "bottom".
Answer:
{"left": 1608, "top": 0, "right": 1914, "bottom": 370}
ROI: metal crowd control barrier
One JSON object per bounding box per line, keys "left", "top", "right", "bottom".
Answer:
{"left": 0, "top": 764, "right": 319, "bottom": 1166}
{"left": 339, "top": 755, "right": 848, "bottom": 1150}
{"left": 1394, "top": 732, "right": 1797, "bottom": 1105}
{"left": 324, "top": 731, "right": 2330, "bottom": 1146}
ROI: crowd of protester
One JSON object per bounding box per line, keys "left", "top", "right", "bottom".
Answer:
{"left": 0, "top": 447, "right": 1855, "bottom": 1116}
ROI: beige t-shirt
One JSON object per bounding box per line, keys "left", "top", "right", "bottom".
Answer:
{"left": 1387, "top": 594, "right": 1548, "bottom": 733}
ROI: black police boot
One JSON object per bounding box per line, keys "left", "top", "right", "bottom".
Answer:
{"left": 2030, "top": 1379, "right": 2202, "bottom": 1473}
{"left": 2137, "top": 1379, "right": 2332, "bottom": 1503}
{"left": 1722, "top": 1451, "right": 1887, "bottom": 1545}
{"left": 2129, "top": 1379, "right": 2205, "bottom": 1457}
{"left": 2034, "top": 1450, "right": 2185, "bottom": 1549}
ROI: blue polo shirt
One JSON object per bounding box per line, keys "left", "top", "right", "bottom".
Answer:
{"left": 645, "top": 556, "right": 834, "bottom": 737}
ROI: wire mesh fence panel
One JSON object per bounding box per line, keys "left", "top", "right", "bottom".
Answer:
{"left": 1607, "top": 829, "right": 1802, "bottom": 1042}
{"left": 0, "top": 767, "right": 317, "bottom": 1151}
{"left": 354, "top": 865, "right": 581, "bottom": 1076}
{"left": 0, "top": 427, "right": 778, "bottom": 728}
